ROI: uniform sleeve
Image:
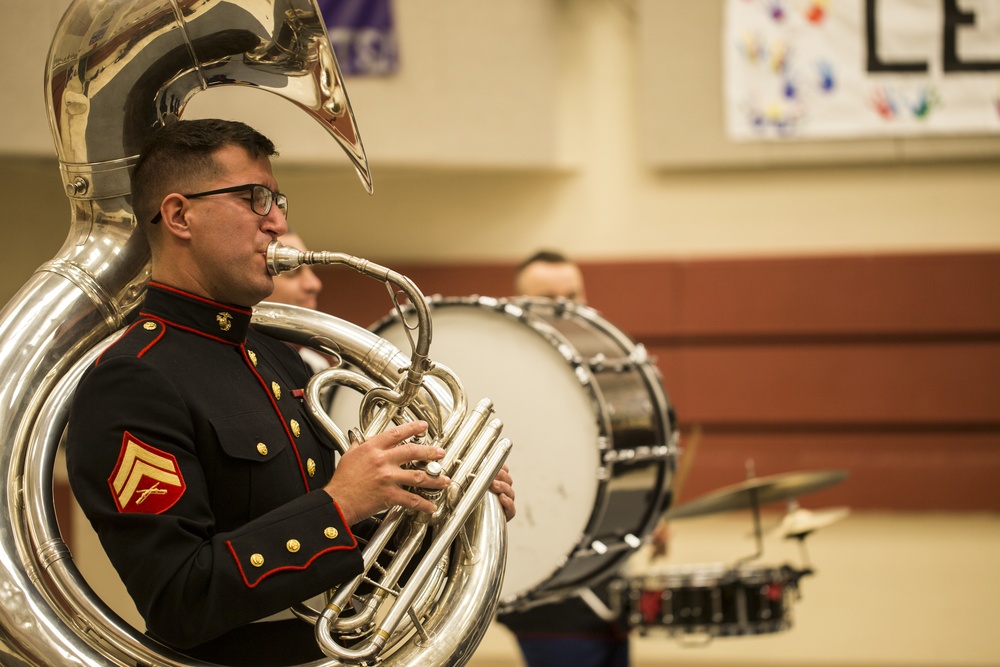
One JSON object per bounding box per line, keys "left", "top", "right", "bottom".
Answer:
{"left": 65, "top": 356, "right": 364, "bottom": 649}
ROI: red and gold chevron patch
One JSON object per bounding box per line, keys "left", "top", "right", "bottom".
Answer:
{"left": 108, "top": 433, "right": 186, "bottom": 514}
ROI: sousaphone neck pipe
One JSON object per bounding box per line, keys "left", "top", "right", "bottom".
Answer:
{"left": 266, "top": 240, "right": 433, "bottom": 428}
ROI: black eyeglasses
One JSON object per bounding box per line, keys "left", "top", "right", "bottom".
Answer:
{"left": 149, "top": 184, "right": 288, "bottom": 224}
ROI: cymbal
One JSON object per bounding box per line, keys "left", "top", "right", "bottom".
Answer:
{"left": 776, "top": 506, "right": 850, "bottom": 538}
{"left": 664, "top": 469, "right": 849, "bottom": 520}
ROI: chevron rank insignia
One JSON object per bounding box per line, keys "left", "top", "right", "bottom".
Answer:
{"left": 108, "top": 432, "right": 186, "bottom": 514}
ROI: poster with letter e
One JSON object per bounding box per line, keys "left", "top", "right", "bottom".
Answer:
{"left": 317, "top": 0, "right": 399, "bottom": 76}
{"left": 724, "top": 0, "right": 1000, "bottom": 140}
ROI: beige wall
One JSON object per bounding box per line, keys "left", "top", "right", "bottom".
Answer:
{"left": 193, "top": 1, "right": 1000, "bottom": 263}
{"left": 3, "top": 1, "right": 998, "bottom": 287}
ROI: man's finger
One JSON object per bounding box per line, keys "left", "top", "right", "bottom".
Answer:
{"left": 363, "top": 421, "right": 429, "bottom": 449}
{"left": 385, "top": 442, "right": 446, "bottom": 467}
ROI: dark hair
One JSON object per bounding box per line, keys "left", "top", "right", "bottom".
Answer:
{"left": 131, "top": 119, "right": 278, "bottom": 227}
{"left": 516, "top": 249, "right": 572, "bottom": 274}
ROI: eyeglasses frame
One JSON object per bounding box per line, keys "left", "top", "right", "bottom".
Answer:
{"left": 149, "top": 183, "right": 288, "bottom": 224}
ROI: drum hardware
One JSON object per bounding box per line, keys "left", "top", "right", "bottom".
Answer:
{"left": 663, "top": 467, "right": 849, "bottom": 521}
{"left": 586, "top": 346, "right": 649, "bottom": 373}
{"left": 580, "top": 534, "right": 646, "bottom": 558}
{"left": 766, "top": 500, "right": 850, "bottom": 574}
{"left": 510, "top": 295, "right": 577, "bottom": 318}
{"left": 603, "top": 444, "right": 673, "bottom": 464}
{"left": 577, "top": 586, "right": 620, "bottom": 623}
{"left": 589, "top": 353, "right": 608, "bottom": 371}
{"left": 615, "top": 463, "right": 849, "bottom": 641}
{"left": 774, "top": 502, "right": 851, "bottom": 539}
{"left": 739, "top": 459, "right": 767, "bottom": 565}
{"left": 666, "top": 460, "right": 847, "bottom": 566}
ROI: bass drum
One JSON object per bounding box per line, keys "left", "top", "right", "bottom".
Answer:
{"left": 333, "top": 296, "right": 676, "bottom": 608}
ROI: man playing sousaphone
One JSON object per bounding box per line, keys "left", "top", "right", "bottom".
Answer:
{"left": 65, "top": 118, "right": 516, "bottom": 666}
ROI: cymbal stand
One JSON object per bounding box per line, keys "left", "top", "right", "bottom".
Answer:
{"left": 735, "top": 459, "right": 765, "bottom": 565}
{"left": 784, "top": 501, "right": 816, "bottom": 576}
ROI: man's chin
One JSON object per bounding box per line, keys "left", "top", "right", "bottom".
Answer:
{"left": 247, "top": 280, "right": 275, "bottom": 307}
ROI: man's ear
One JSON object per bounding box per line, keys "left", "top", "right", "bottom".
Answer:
{"left": 159, "top": 193, "right": 193, "bottom": 239}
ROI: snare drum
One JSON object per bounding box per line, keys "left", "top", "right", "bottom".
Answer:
{"left": 621, "top": 564, "right": 802, "bottom": 637}
{"left": 337, "top": 297, "right": 677, "bottom": 608}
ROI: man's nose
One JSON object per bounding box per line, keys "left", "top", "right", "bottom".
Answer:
{"left": 262, "top": 206, "right": 288, "bottom": 236}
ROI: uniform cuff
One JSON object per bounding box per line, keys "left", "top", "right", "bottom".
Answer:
{"left": 226, "top": 491, "right": 357, "bottom": 588}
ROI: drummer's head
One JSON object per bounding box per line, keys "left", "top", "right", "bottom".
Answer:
{"left": 515, "top": 250, "right": 587, "bottom": 304}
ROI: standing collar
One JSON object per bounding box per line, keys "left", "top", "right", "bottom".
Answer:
{"left": 141, "top": 282, "right": 253, "bottom": 344}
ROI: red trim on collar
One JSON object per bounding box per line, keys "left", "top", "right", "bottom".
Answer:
{"left": 148, "top": 282, "right": 254, "bottom": 315}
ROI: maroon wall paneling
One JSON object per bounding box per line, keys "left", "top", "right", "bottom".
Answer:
{"left": 316, "top": 262, "right": 516, "bottom": 328}
{"left": 587, "top": 252, "right": 1000, "bottom": 338}
{"left": 671, "top": 431, "right": 999, "bottom": 512}
{"left": 651, "top": 342, "right": 1000, "bottom": 425}
{"left": 315, "top": 252, "right": 1000, "bottom": 512}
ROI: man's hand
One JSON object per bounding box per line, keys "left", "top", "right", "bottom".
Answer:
{"left": 325, "top": 421, "right": 450, "bottom": 525}
{"left": 490, "top": 464, "right": 516, "bottom": 521}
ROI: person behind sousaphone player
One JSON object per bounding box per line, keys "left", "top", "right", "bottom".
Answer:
{"left": 268, "top": 229, "right": 329, "bottom": 374}
{"left": 514, "top": 249, "right": 588, "bottom": 304}
{"left": 498, "top": 249, "right": 668, "bottom": 667}
{"left": 65, "top": 118, "right": 516, "bottom": 667}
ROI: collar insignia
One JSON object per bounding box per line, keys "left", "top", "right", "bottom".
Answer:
{"left": 216, "top": 311, "right": 233, "bottom": 331}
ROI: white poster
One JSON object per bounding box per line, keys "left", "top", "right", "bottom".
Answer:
{"left": 724, "top": 0, "right": 1000, "bottom": 140}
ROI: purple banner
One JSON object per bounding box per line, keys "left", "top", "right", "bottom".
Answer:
{"left": 317, "top": 0, "right": 399, "bottom": 76}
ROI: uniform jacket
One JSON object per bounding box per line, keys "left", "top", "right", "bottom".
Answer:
{"left": 66, "top": 283, "right": 363, "bottom": 654}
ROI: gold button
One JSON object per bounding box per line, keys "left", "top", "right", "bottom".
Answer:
{"left": 286, "top": 539, "right": 301, "bottom": 553}
{"left": 307, "top": 458, "right": 316, "bottom": 477}
{"left": 290, "top": 419, "right": 301, "bottom": 437}
{"left": 256, "top": 442, "right": 268, "bottom": 456}
{"left": 143, "top": 321, "right": 157, "bottom": 331}
{"left": 324, "top": 527, "right": 339, "bottom": 540}
{"left": 248, "top": 350, "right": 258, "bottom": 367}
{"left": 250, "top": 553, "right": 264, "bottom": 567}
{"left": 271, "top": 381, "right": 281, "bottom": 400}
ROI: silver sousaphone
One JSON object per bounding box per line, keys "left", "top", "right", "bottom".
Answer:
{"left": 0, "top": 1, "right": 509, "bottom": 665}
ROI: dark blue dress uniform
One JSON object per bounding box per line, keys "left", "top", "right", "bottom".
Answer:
{"left": 66, "top": 282, "right": 363, "bottom": 665}
{"left": 496, "top": 582, "right": 631, "bottom": 667}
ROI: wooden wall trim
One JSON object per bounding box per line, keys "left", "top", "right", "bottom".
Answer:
{"left": 314, "top": 251, "right": 1000, "bottom": 512}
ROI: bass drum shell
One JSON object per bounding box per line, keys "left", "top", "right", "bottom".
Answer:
{"left": 333, "top": 297, "right": 676, "bottom": 607}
